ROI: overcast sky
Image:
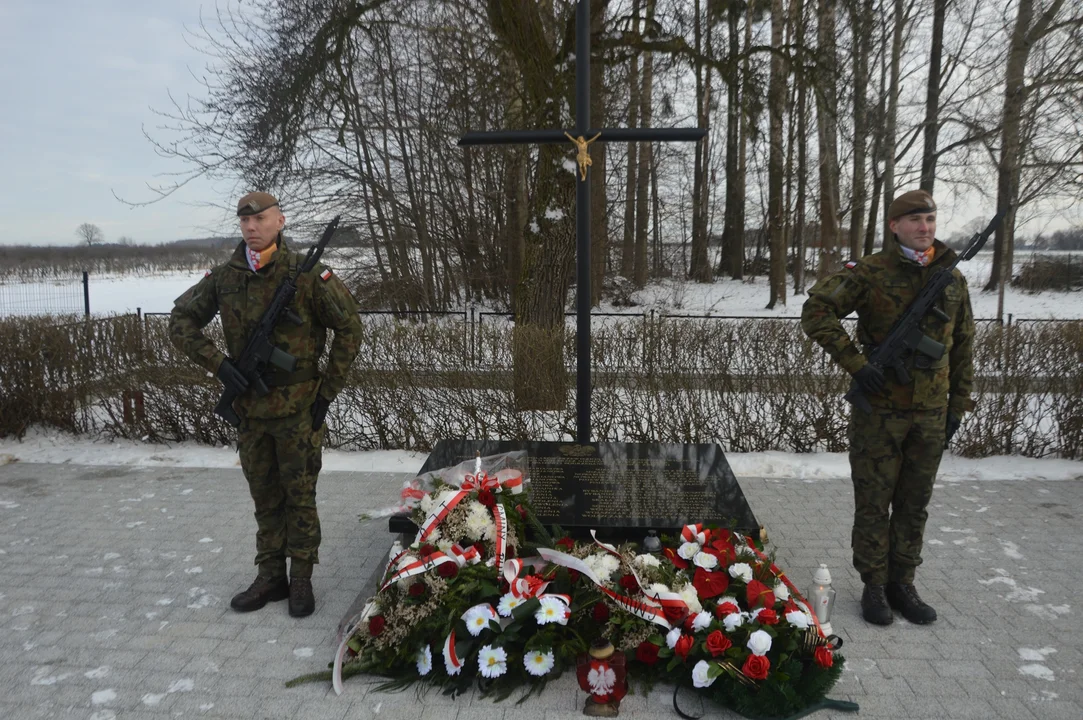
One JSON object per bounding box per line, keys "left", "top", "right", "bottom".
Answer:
{"left": 0, "top": 1, "right": 238, "bottom": 246}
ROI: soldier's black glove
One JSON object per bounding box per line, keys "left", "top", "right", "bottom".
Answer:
{"left": 311, "top": 394, "right": 331, "bottom": 430}
{"left": 216, "top": 358, "right": 249, "bottom": 395}
{"left": 945, "top": 413, "right": 962, "bottom": 448}
{"left": 852, "top": 363, "right": 886, "bottom": 396}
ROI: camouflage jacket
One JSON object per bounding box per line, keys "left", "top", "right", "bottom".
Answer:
{"left": 800, "top": 239, "right": 976, "bottom": 415}
{"left": 169, "top": 237, "right": 363, "bottom": 420}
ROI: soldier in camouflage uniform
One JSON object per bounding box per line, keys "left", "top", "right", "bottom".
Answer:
{"left": 169, "top": 192, "right": 362, "bottom": 617}
{"left": 801, "top": 189, "right": 975, "bottom": 626}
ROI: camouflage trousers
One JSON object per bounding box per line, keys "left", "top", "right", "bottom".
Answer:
{"left": 849, "top": 406, "right": 947, "bottom": 585}
{"left": 237, "top": 407, "right": 323, "bottom": 580}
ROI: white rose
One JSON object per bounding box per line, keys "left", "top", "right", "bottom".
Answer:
{"left": 692, "top": 659, "right": 716, "bottom": 688}
{"left": 785, "top": 610, "right": 809, "bottom": 629}
{"left": 773, "top": 582, "right": 790, "bottom": 602}
{"left": 666, "top": 627, "right": 682, "bottom": 649}
{"left": 693, "top": 552, "right": 719, "bottom": 570}
{"left": 723, "top": 612, "right": 745, "bottom": 632}
{"left": 678, "top": 584, "right": 703, "bottom": 614}
{"left": 747, "top": 629, "right": 772, "bottom": 656}
{"left": 691, "top": 611, "right": 712, "bottom": 632}
{"left": 678, "top": 542, "right": 701, "bottom": 560}
{"left": 728, "top": 563, "right": 753, "bottom": 583}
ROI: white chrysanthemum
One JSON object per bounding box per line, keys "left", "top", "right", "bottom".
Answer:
{"left": 426, "top": 527, "right": 442, "bottom": 543}
{"left": 728, "top": 563, "right": 753, "bottom": 583}
{"left": 634, "top": 553, "right": 661, "bottom": 568}
{"left": 692, "top": 660, "right": 716, "bottom": 688}
{"left": 665, "top": 626, "right": 682, "bottom": 649}
{"left": 678, "top": 542, "right": 701, "bottom": 560}
{"left": 416, "top": 645, "right": 432, "bottom": 675}
{"left": 678, "top": 584, "right": 703, "bottom": 614}
{"left": 524, "top": 649, "right": 555, "bottom": 677}
{"left": 419, "top": 493, "right": 434, "bottom": 514}
{"left": 691, "top": 611, "right": 712, "bottom": 632}
{"left": 478, "top": 645, "right": 507, "bottom": 678}
{"left": 723, "top": 611, "right": 746, "bottom": 632}
{"left": 497, "top": 593, "right": 524, "bottom": 617}
{"left": 442, "top": 640, "right": 462, "bottom": 676}
{"left": 464, "top": 512, "right": 493, "bottom": 542}
{"left": 535, "top": 597, "right": 568, "bottom": 625}
{"left": 785, "top": 609, "right": 810, "bottom": 629}
{"left": 436, "top": 539, "right": 454, "bottom": 553}
{"left": 747, "top": 629, "right": 772, "bottom": 656}
{"left": 649, "top": 582, "right": 671, "bottom": 598}
{"left": 693, "top": 552, "right": 718, "bottom": 570}
{"left": 464, "top": 605, "right": 494, "bottom": 636}
{"left": 583, "top": 553, "right": 620, "bottom": 583}
{"left": 773, "top": 582, "right": 790, "bottom": 602}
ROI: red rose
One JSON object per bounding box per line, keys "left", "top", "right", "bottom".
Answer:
{"left": 556, "top": 537, "right": 575, "bottom": 550}
{"left": 368, "top": 615, "right": 385, "bottom": 636}
{"left": 692, "top": 568, "right": 729, "bottom": 599}
{"left": 756, "top": 608, "right": 779, "bottom": 625}
{"left": 746, "top": 580, "right": 776, "bottom": 609}
{"left": 516, "top": 504, "right": 527, "bottom": 520}
{"left": 478, "top": 489, "right": 496, "bottom": 508}
{"left": 438, "top": 562, "right": 459, "bottom": 579}
{"left": 569, "top": 569, "right": 581, "bottom": 583}
{"left": 814, "top": 645, "right": 834, "bottom": 669}
{"left": 664, "top": 547, "right": 689, "bottom": 570}
{"left": 742, "top": 654, "right": 770, "bottom": 680}
{"left": 705, "top": 630, "right": 732, "bottom": 657}
{"left": 619, "top": 574, "right": 639, "bottom": 592}
{"left": 473, "top": 542, "right": 486, "bottom": 559}
{"left": 499, "top": 578, "right": 510, "bottom": 594}
{"left": 714, "top": 601, "right": 740, "bottom": 618}
{"left": 636, "top": 641, "right": 660, "bottom": 665}
{"left": 674, "top": 634, "right": 694, "bottom": 661}
{"left": 419, "top": 543, "right": 436, "bottom": 556}
{"left": 663, "top": 604, "right": 687, "bottom": 624}
{"left": 592, "top": 602, "right": 610, "bottom": 623}
{"left": 408, "top": 581, "right": 426, "bottom": 597}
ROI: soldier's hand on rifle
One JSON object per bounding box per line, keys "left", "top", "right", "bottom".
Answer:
{"left": 945, "top": 413, "right": 961, "bottom": 448}
{"left": 216, "top": 358, "right": 249, "bottom": 395}
{"left": 852, "top": 363, "right": 886, "bottom": 396}
{"left": 311, "top": 394, "right": 331, "bottom": 430}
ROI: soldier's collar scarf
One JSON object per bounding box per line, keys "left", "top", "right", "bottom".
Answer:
{"left": 900, "top": 244, "right": 935, "bottom": 267}
{"left": 245, "top": 242, "right": 278, "bottom": 272}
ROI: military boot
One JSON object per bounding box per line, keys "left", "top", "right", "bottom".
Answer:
{"left": 288, "top": 578, "right": 315, "bottom": 618}
{"left": 861, "top": 584, "right": 894, "bottom": 625}
{"left": 230, "top": 575, "right": 289, "bottom": 612}
{"left": 886, "top": 582, "right": 937, "bottom": 624}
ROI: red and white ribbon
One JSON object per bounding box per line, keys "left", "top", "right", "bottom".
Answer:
{"left": 587, "top": 530, "right": 689, "bottom": 621}
{"left": 492, "top": 503, "right": 508, "bottom": 568}
{"left": 379, "top": 543, "right": 480, "bottom": 593}
{"left": 681, "top": 523, "right": 708, "bottom": 545}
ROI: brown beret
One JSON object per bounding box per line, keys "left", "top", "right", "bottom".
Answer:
{"left": 236, "top": 192, "right": 280, "bottom": 216}
{"left": 887, "top": 189, "right": 936, "bottom": 220}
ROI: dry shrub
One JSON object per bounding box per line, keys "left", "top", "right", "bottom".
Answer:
{"left": 1012, "top": 254, "right": 1083, "bottom": 292}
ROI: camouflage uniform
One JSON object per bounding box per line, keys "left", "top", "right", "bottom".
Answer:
{"left": 801, "top": 239, "right": 975, "bottom": 585}
{"left": 169, "top": 236, "right": 362, "bottom": 580}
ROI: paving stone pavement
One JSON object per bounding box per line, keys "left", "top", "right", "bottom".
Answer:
{"left": 0, "top": 457, "right": 1080, "bottom": 720}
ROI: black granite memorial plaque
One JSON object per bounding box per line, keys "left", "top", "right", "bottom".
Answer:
{"left": 389, "top": 440, "right": 759, "bottom": 541}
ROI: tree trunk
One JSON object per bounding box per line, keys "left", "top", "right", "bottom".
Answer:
{"left": 621, "top": 0, "right": 641, "bottom": 279}
{"left": 767, "top": 0, "right": 787, "bottom": 308}
{"left": 815, "top": 0, "right": 841, "bottom": 277}
{"left": 849, "top": 0, "right": 873, "bottom": 259}
{"left": 792, "top": 0, "right": 808, "bottom": 293}
{"left": 633, "top": 0, "right": 656, "bottom": 287}
{"left": 919, "top": 0, "right": 947, "bottom": 193}
{"left": 718, "top": 2, "right": 743, "bottom": 279}
{"left": 689, "top": 0, "right": 712, "bottom": 282}
{"left": 590, "top": 0, "right": 609, "bottom": 306}
{"left": 882, "top": 0, "right": 906, "bottom": 253}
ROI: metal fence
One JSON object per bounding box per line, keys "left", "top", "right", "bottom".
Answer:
{"left": 0, "top": 271, "right": 89, "bottom": 317}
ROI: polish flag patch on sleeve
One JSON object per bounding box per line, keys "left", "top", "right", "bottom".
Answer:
{"left": 844, "top": 261, "right": 858, "bottom": 270}
{"left": 320, "top": 269, "right": 333, "bottom": 281}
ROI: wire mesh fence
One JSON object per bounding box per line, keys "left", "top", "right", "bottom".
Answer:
{"left": 0, "top": 272, "right": 88, "bottom": 317}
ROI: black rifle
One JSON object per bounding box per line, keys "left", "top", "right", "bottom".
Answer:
{"left": 845, "top": 208, "right": 1007, "bottom": 414}
{"left": 214, "top": 216, "right": 341, "bottom": 427}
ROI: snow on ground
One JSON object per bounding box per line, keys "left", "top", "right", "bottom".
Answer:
{"left": 1, "top": 250, "right": 1080, "bottom": 319}
{"left": 1, "top": 427, "right": 1079, "bottom": 481}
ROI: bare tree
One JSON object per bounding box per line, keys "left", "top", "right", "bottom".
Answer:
{"left": 766, "top": 0, "right": 788, "bottom": 307}
{"left": 76, "top": 223, "right": 104, "bottom": 247}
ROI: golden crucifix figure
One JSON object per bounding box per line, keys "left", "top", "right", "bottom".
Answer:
{"left": 565, "top": 131, "right": 602, "bottom": 181}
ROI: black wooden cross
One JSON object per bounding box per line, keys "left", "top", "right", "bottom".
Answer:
{"left": 459, "top": 0, "right": 705, "bottom": 444}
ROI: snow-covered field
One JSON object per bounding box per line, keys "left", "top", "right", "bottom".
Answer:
{"left": 1, "top": 427, "right": 1079, "bottom": 482}
{"left": 1, "top": 250, "right": 1081, "bottom": 319}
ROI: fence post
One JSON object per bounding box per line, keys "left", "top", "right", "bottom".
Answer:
{"left": 82, "top": 270, "right": 90, "bottom": 317}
